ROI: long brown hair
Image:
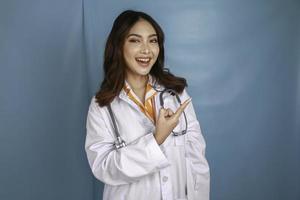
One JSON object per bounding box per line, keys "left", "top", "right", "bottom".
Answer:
{"left": 95, "top": 10, "right": 187, "bottom": 107}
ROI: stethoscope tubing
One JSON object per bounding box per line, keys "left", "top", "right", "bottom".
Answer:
{"left": 108, "top": 86, "right": 188, "bottom": 149}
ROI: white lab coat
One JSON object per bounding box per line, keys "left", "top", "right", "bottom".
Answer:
{"left": 85, "top": 82, "right": 210, "bottom": 200}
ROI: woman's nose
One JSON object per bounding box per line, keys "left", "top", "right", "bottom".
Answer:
{"left": 140, "top": 43, "right": 150, "bottom": 54}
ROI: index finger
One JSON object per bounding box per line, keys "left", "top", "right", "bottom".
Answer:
{"left": 172, "top": 98, "right": 192, "bottom": 119}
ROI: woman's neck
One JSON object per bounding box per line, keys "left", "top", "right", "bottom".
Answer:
{"left": 126, "top": 73, "right": 148, "bottom": 91}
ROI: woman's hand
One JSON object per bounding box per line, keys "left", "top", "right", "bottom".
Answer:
{"left": 154, "top": 98, "right": 192, "bottom": 145}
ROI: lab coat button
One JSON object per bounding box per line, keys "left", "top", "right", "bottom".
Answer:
{"left": 162, "top": 176, "right": 168, "bottom": 182}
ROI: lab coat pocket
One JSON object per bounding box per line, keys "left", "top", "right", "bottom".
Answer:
{"left": 193, "top": 172, "right": 202, "bottom": 191}
{"left": 186, "top": 159, "right": 200, "bottom": 191}
{"left": 192, "top": 170, "right": 210, "bottom": 200}
{"left": 186, "top": 158, "right": 210, "bottom": 200}
{"left": 173, "top": 134, "right": 185, "bottom": 146}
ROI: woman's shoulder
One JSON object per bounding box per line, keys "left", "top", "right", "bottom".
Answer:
{"left": 177, "top": 87, "right": 191, "bottom": 102}
{"left": 88, "top": 95, "right": 107, "bottom": 114}
{"left": 89, "top": 95, "right": 121, "bottom": 115}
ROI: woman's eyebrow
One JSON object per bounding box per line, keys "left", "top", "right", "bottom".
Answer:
{"left": 126, "top": 33, "right": 158, "bottom": 38}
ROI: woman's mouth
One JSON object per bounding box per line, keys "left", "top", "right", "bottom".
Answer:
{"left": 135, "top": 57, "right": 151, "bottom": 67}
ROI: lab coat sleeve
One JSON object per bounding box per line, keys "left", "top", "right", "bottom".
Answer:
{"left": 85, "top": 97, "right": 170, "bottom": 186}
{"left": 181, "top": 89, "right": 210, "bottom": 199}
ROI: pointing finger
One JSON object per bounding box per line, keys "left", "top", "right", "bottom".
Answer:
{"left": 172, "top": 98, "right": 192, "bottom": 120}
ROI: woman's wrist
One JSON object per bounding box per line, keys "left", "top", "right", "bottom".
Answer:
{"left": 154, "top": 132, "right": 163, "bottom": 145}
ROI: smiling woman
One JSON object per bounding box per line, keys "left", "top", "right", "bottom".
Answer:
{"left": 85, "top": 10, "right": 210, "bottom": 200}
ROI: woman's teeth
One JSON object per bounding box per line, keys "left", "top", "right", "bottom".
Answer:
{"left": 136, "top": 58, "right": 151, "bottom": 64}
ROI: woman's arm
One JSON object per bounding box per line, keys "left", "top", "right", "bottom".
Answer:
{"left": 85, "top": 97, "right": 170, "bottom": 186}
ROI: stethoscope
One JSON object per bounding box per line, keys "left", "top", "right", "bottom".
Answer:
{"left": 107, "top": 87, "right": 188, "bottom": 150}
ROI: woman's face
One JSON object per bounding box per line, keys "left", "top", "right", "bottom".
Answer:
{"left": 123, "top": 19, "right": 160, "bottom": 78}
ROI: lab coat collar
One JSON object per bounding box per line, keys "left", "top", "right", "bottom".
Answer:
{"left": 118, "top": 74, "right": 165, "bottom": 101}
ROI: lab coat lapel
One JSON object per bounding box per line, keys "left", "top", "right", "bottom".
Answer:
{"left": 118, "top": 89, "right": 140, "bottom": 111}
{"left": 118, "top": 89, "right": 155, "bottom": 127}
{"left": 118, "top": 77, "right": 166, "bottom": 127}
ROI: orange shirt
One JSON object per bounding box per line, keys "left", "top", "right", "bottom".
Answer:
{"left": 123, "top": 76, "right": 157, "bottom": 124}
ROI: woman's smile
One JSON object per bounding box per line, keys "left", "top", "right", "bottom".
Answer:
{"left": 135, "top": 57, "right": 152, "bottom": 67}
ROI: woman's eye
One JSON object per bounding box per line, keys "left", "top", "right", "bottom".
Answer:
{"left": 129, "top": 39, "right": 139, "bottom": 43}
{"left": 150, "top": 39, "right": 158, "bottom": 43}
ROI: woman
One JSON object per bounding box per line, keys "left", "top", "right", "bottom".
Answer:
{"left": 85, "top": 10, "right": 210, "bottom": 200}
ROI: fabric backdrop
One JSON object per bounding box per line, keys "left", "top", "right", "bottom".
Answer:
{"left": 0, "top": 0, "right": 299, "bottom": 200}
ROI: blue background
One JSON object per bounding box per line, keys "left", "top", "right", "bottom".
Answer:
{"left": 0, "top": 0, "right": 299, "bottom": 199}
